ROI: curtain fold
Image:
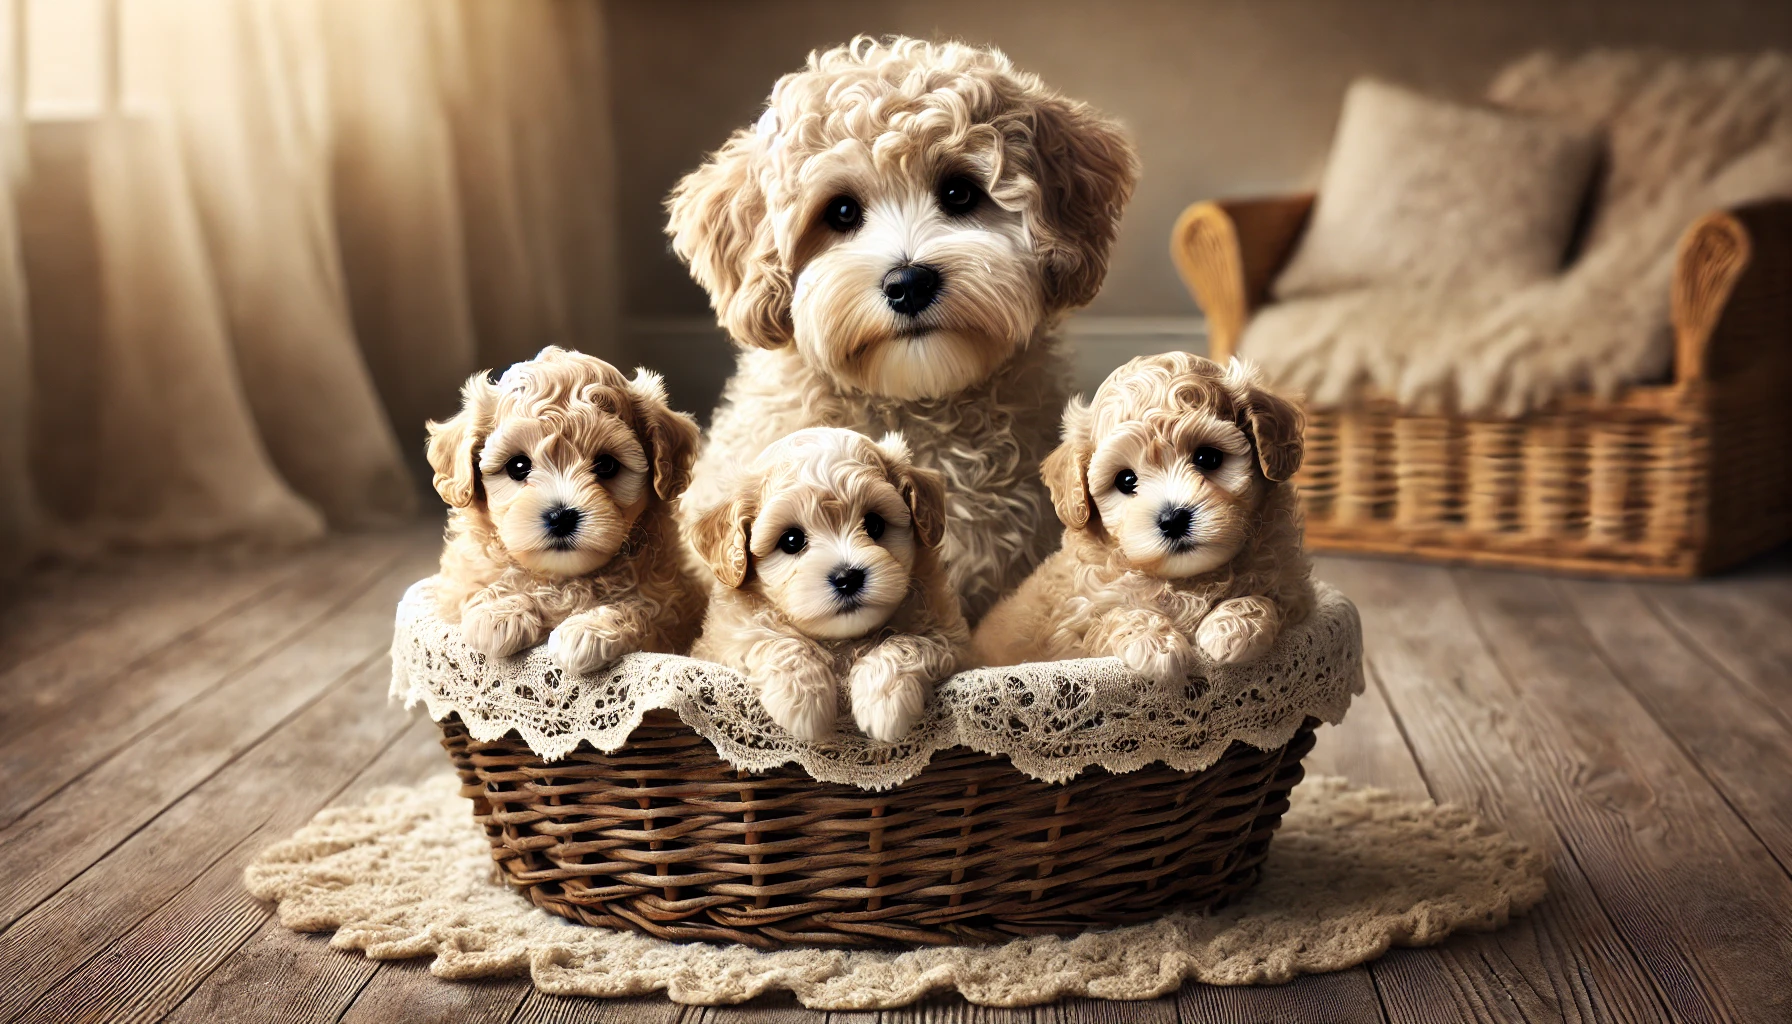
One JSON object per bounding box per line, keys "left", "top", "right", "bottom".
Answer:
{"left": 2, "top": 0, "right": 619, "bottom": 570}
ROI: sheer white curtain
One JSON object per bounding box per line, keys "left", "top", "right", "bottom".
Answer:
{"left": 0, "top": 0, "right": 618, "bottom": 571}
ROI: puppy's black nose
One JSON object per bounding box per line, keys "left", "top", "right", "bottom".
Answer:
{"left": 1158, "top": 506, "right": 1194, "bottom": 541}
{"left": 829, "top": 566, "right": 867, "bottom": 598}
{"left": 543, "top": 505, "right": 582, "bottom": 539}
{"left": 881, "top": 264, "right": 941, "bottom": 316}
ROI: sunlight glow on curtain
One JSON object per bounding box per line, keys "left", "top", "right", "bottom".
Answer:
{"left": 0, "top": 0, "right": 618, "bottom": 570}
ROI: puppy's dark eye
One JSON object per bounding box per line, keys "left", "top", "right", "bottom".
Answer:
{"left": 1192, "top": 447, "right": 1225, "bottom": 472}
{"left": 822, "top": 195, "right": 861, "bottom": 232}
{"left": 938, "top": 175, "right": 982, "bottom": 215}
{"left": 777, "top": 527, "right": 806, "bottom": 554}
{"left": 504, "top": 454, "right": 531, "bottom": 481}
{"left": 863, "top": 511, "right": 886, "bottom": 541}
{"left": 593, "top": 454, "right": 619, "bottom": 479}
{"left": 1114, "top": 468, "right": 1138, "bottom": 495}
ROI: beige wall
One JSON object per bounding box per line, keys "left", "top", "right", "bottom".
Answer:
{"left": 609, "top": 0, "right": 1792, "bottom": 324}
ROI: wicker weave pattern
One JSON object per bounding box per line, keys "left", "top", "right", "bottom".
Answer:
{"left": 1172, "top": 195, "right": 1792, "bottom": 576}
{"left": 439, "top": 712, "right": 1316, "bottom": 949}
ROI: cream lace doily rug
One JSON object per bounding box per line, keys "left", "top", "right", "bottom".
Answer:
{"left": 245, "top": 775, "right": 1547, "bottom": 1009}
{"left": 389, "top": 579, "right": 1364, "bottom": 786}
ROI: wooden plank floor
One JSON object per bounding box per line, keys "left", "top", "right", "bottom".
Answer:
{"left": 2, "top": 522, "right": 1789, "bottom": 1024}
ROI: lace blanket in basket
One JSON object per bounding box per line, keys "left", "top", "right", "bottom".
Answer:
{"left": 390, "top": 579, "right": 1363, "bottom": 789}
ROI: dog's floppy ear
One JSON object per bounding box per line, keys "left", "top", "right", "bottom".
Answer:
{"left": 1041, "top": 396, "right": 1097, "bottom": 530}
{"left": 1029, "top": 97, "right": 1140, "bottom": 312}
{"left": 426, "top": 372, "right": 499, "bottom": 508}
{"left": 665, "top": 124, "right": 794, "bottom": 351}
{"left": 627, "top": 368, "right": 702, "bottom": 501}
{"left": 876, "top": 433, "right": 948, "bottom": 550}
{"left": 691, "top": 495, "right": 757, "bottom": 588}
{"left": 1226, "top": 359, "right": 1304, "bottom": 482}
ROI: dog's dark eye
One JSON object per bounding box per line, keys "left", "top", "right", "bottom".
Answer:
{"left": 1114, "top": 468, "right": 1138, "bottom": 495}
{"left": 1192, "top": 447, "right": 1225, "bottom": 472}
{"left": 863, "top": 511, "right": 886, "bottom": 541}
{"left": 504, "top": 454, "right": 531, "bottom": 481}
{"left": 822, "top": 195, "right": 861, "bottom": 232}
{"left": 938, "top": 175, "right": 982, "bottom": 215}
{"left": 593, "top": 454, "right": 619, "bottom": 479}
{"left": 777, "top": 527, "right": 806, "bottom": 554}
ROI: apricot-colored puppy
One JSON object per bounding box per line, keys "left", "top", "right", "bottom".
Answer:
{"left": 689, "top": 428, "right": 968, "bottom": 742}
{"left": 427, "top": 346, "right": 704, "bottom": 672}
{"left": 974, "top": 353, "right": 1313, "bottom": 679}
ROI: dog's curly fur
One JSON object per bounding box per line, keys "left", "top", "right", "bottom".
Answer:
{"left": 427, "top": 347, "right": 705, "bottom": 673}
{"left": 667, "top": 36, "right": 1139, "bottom": 623}
{"left": 689, "top": 428, "right": 969, "bottom": 742}
{"left": 973, "top": 353, "right": 1314, "bottom": 680}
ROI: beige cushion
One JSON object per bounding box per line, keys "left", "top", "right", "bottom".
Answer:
{"left": 1274, "top": 78, "right": 1599, "bottom": 298}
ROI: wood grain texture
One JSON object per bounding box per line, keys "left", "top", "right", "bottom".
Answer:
{"left": 1315, "top": 556, "right": 1678, "bottom": 1024}
{"left": 1450, "top": 567, "right": 1792, "bottom": 1023}
{"left": 157, "top": 717, "right": 457, "bottom": 1024}
{"left": 511, "top": 993, "right": 685, "bottom": 1023}
{"left": 874, "top": 999, "right": 1032, "bottom": 1024}
{"left": 0, "top": 653, "right": 417, "bottom": 1024}
{"left": 0, "top": 539, "right": 439, "bottom": 932}
{"left": 0, "top": 553, "right": 282, "bottom": 677}
{"left": 1636, "top": 570, "right": 1792, "bottom": 720}
{"left": 1559, "top": 579, "right": 1792, "bottom": 875}
{"left": 340, "top": 961, "right": 530, "bottom": 1024}
{"left": 0, "top": 533, "right": 400, "bottom": 829}
{"left": 1179, "top": 972, "right": 1384, "bottom": 1024}
{"left": 0, "top": 544, "right": 351, "bottom": 812}
{"left": 1037, "top": 997, "right": 1172, "bottom": 1023}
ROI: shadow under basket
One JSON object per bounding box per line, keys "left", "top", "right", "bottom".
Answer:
{"left": 437, "top": 711, "right": 1318, "bottom": 950}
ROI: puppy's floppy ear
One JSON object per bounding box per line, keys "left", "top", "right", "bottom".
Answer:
{"left": 627, "top": 368, "right": 702, "bottom": 501}
{"left": 665, "top": 125, "right": 793, "bottom": 351}
{"left": 425, "top": 372, "right": 499, "bottom": 508}
{"left": 1041, "top": 396, "right": 1097, "bottom": 530}
{"left": 877, "top": 433, "right": 948, "bottom": 550}
{"left": 1029, "top": 97, "right": 1140, "bottom": 312}
{"left": 690, "top": 495, "right": 757, "bottom": 588}
{"left": 1225, "top": 359, "right": 1304, "bottom": 482}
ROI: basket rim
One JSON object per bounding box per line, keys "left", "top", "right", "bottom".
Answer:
{"left": 391, "top": 578, "right": 1364, "bottom": 790}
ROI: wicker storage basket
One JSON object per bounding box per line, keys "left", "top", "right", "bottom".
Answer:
{"left": 391, "top": 580, "right": 1362, "bottom": 950}
{"left": 1172, "top": 195, "right": 1792, "bottom": 577}
{"left": 438, "top": 712, "right": 1316, "bottom": 949}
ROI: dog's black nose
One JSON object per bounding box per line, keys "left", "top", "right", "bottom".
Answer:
{"left": 881, "top": 264, "right": 941, "bottom": 317}
{"left": 543, "top": 505, "right": 582, "bottom": 539}
{"left": 1158, "top": 506, "right": 1194, "bottom": 541}
{"left": 829, "top": 566, "right": 867, "bottom": 598}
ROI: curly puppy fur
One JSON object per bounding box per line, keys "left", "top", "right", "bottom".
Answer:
{"left": 973, "top": 353, "right": 1314, "bottom": 681}
{"left": 667, "top": 36, "right": 1139, "bottom": 623}
{"left": 689, "top": 428, "right": 969, "bottom": 742}
{"left": 427, "top": 347, "right": 705, "bottom": 673}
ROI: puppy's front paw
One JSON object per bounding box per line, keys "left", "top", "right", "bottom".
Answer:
{"left": 547, "top": 608, "right": 634, "bottom": 675}
{"left": 1196, "top": 597, "right": 1281, "bottom": 665}
{"left": 849, "top": 653, "right": 931, "bottom": 743}
{"left": 461, "top": 601, "right": 543, "bottom": 658}
{"left": 1118, "top": 632, "right": 1196, "bottom": 683}
{"left": 753, "top": 659, "right": 838, "bottom": 742}
{"left": 1111, "top": 613, "right": 1197, "bottom": 685}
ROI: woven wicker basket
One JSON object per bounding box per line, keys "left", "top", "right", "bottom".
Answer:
{"left": 1172, "top": 195, "right": 1792, "bottom": 577}
{"left": 437, "top": 711, "right": 1316, "bottom": 950}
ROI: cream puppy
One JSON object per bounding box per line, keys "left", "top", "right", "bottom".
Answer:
{"left": 689, "top": 428, "right": 968, "bottom": 741}
{"left": 667, "top": 36, "right": 1139, "bottom": 622}
{"left": 973, "top": 353, "right": 1314, "bottom": 679}
{"left": 427, "top": 347, "right": 704, "bottom": 673}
